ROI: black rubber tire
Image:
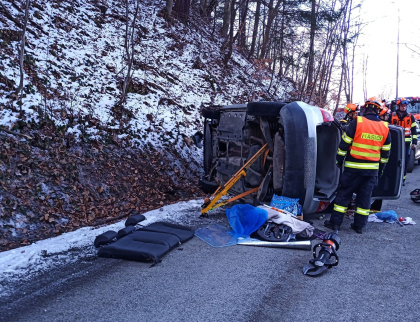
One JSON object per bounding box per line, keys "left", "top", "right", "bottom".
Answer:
{"left": 247, "top": 101, "right": 287, "bottom": 117}
{"left": 407, "top": 152, "right": 415, "bottom": 173}
{"left": 203, "top": 120, "right": 213, "bottom": 175}
{"left": 202, "top": 108, "right": 220, "bottom": 120}
{"left": 199, "top": 177, "right": 219, "bottom": 194}
{"left": 279, "top": 102, "right": 308, "bottom": 206}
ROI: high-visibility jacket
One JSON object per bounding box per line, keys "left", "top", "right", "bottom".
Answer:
{"left": 336, "top": 114, "right": 391, "bottom": 174}
{"left": 349, "top": 116, "right": 389, "bottom": 162}
{"left": 390, "top": 112, "right": 418, "bottom": 144}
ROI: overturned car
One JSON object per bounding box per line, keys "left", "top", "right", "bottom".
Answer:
{"left": 199, "top": 101, "right": 405, "bottom": 216}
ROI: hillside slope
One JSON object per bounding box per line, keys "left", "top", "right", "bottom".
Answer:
{"left": 0, "top": 0, "right": 291, "bottom": 251}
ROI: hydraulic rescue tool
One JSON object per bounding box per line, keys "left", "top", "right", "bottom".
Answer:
{"left": 302, "top": 230, "right": 341, "bottom": 276}
{"left": 200, "top": 143, "right": 268, "bottom": 217}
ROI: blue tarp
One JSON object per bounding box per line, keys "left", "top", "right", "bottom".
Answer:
{"left": 225, "top": 204, "right": 268, "bottom": 238}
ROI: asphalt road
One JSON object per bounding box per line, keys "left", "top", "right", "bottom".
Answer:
{"left": 2, "top": 166, "right": 420, "bottom": 322}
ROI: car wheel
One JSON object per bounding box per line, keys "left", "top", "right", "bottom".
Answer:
{"left": 407, "top": 152, "right": 415, "bottom": 173}
{"left": 202, "top": 108, "right": 220, "bottom": 120}
{"left": 247, "top": 101, "right": 286, "bottom": 117}
{"left": 203, "top": 120, "right": 213, "bottom": 174}
{"left": 199, "top": 177, "right": 219, "bottom": 194}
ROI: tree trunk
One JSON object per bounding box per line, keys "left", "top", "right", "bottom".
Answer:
{"left": 260, "top": 0, "right": 282, "bottom": 60}
{"left": 278, "top": 1, "right": 285, "bottom": 77}
{"left": 249, "top": 0, "right": 261, "bottom": 58}
{"left": 199, "top": 0, "right": 207, "bottom": 16}
{"left": 116, "top": 0, "right": 140, "bottom": 114}
{"left": 238, "top": 0, "right": 248, "bottom": 49}
{"left": 15, "top": 0, "right": 31, "bottom": 104}
{"left": 232, "top": 0, "right": 249, "bottom": 49}
{"left": 221, "top": 0, "right": 230, "bottom": 38}
{"left": 307, "top": 0, "right": 316, "bottom": 87}
{"left": 223, "top": 0, "right": 236, "bottom": 64}
{"left": 173, "top": 0, "right": 191, "bottom": 22}
{"left": 165, "top": 0, "right": 173, "bottom": 21}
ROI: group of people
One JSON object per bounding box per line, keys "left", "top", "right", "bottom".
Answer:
{"left": 325, "top": 97, "right": 417, "bottom": 234}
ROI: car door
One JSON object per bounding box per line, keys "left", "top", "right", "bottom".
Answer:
{"left": 372, "top": 125, "right": 404, "bottom": 199}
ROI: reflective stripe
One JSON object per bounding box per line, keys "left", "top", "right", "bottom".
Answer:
{"left": 405, "top": 138, "right": 412, "bottom": 142}
{"left": 412, "top": 122, "right": 417, "bottom": 128}
{"left": 380, "top": 158, "right": 388, "bottom": 163}
{"left": 337, "top": 148, "right": 347, "bottom": 156}
{"left": 413, "top": 135, "right": 418, "bottom": 139}
{"left": 344, "top": 161, "right": 379, "bottom": 169}
{"left": 382, "top": 143, "right": 391, "bottom": 151}
{"left": 404, "top": 175, "right": 407, "bottom": 179}
{"left": 334, "top": 204, "right": 348, "bottom": 213}
{"left": 342, "top": 133, "right": 353, "bottom": 144}
{"left": 352, "top": 142, "right": 381, "bottom": 150}
{"left": 356, "top": 207, "right": 370, "bottom": 216}
{"left": 351, "top": 150, "right": 380, "bottom": 158}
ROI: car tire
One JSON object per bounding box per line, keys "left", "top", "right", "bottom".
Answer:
{"left": 203, "top": 121, "right": 213, "bottom": 175}
{"left": 279, "top": 102, "right": 308, "bottom": 205}
{"left": 202, "top": 108, "right": 220, "bottom": 120}
{"left": 407, "top": 152, "right": 415, "bottom": 173}
{"left": 247, "top": 101, "right": 286, "bottom": 117}
{"left": 199, "top": 178, "right": 219, "bottom": 194}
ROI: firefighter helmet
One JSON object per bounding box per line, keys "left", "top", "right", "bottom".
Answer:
{"left": 379, "top": 105, "right": 389, "bottom": 117}
{"left": 344, "top": 103, "right": 359, "bottom": 114}
{"left": 364, "top": 98, "right": 382, "bottom": 110}
{"left": 397, "top": 97, "right": 409, "bottom": 105}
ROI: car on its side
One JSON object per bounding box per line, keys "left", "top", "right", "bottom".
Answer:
{"left": 199, "top": 101, "right": 405, "bottom": 217}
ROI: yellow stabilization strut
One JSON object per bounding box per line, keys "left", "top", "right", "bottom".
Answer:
{"left": 200, "top": 143, "right": 269, "bottom": 216}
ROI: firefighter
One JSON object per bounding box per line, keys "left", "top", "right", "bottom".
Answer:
{"left": 379, "top": 104, "right": 390, "bottom": 122}
{"left": 388, "top": 97, "right": 417, "bottom": 185}
{"left": 340, "top": 103, "right": 359, "bottom": 128}
{"left": 324, "top": 99, "right": 391, "bottom": 234}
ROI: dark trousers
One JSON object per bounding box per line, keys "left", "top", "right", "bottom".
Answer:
{"left": 403, "top": 142, "right": 411, "bottom": 179}
{"left": 329, "top": 170, "right": 378, "bottom": 228}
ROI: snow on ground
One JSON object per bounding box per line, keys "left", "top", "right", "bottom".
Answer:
{"left": 0, "top": 0, "right": 291, "bottom": 168}
{"left": 0, "top": 199, "right": 205, "bottom": 298}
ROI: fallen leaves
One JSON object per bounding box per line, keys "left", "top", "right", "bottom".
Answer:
{"left": 0, "top": 125, "right": 204, "bottom": 252}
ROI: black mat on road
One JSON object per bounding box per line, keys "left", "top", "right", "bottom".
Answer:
{"left": 95, "top": 222, "right": 195, "bottom": 263}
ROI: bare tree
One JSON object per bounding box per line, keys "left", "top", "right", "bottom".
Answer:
{"left": 115, "top": 0, "right": 140, "bottom": 114}
{"left": 15, "top": 0, "right": 31, "bottom": 110}
{"left": 249, "top": 0, "right": 261, "bottom": 58}
{"left": 362, "top": 54, "right": 368, "bottom": 102}
{"left": 174, "top": 0, "right": 191, "bottom": 22}
{"left": 164, "top": 0, "right": 173, "bottom": 21}
{"left": 307, "top": 0, "right": 317, "bottom": 87}
{"left": 221, "top": 0, "right": 231, "bottom": 38}
{"left": 259, "top": 0, "right": 282, "bottom": 59}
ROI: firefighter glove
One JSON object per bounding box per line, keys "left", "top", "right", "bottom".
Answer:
{"left": 379, "top": 163, "right": 386, "bottom": 178}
